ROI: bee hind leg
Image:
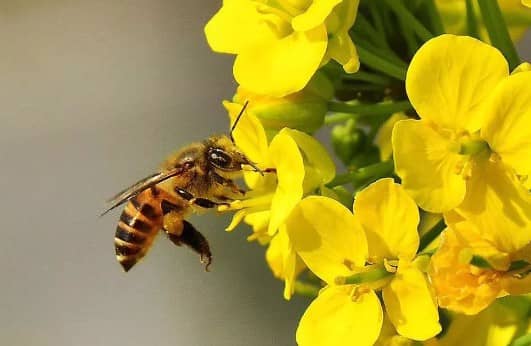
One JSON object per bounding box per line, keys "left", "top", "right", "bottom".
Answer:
{"left": 165, "top": 221, "right": 212, "bottom": 271}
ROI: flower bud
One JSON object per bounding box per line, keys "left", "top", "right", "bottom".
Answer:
{"left": 331, "top": 118, "right": 365, "bottom": 165}
{"left": 232, "top": 72, "right": 333, "bottom": 134}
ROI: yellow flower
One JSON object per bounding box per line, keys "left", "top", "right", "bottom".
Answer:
{"left": 392, "top": 34, "right": 531, "bottom": 255}
{"left": 425, "top": 296, "right": 531, "bottom": 346}
{"left": 286, "top": 179, "right": 441, "bottom": 345}
{"left": 222, "top": 102, "right": 335, "bottom": 298}
{"left": 429, "top": 220, "right": 531, "bottom": 315}
{"left": 231, "top": 71, "right": 334, "bottom": 133}
{"left": 205, "top": 0, "right": 359, "bottom": 97}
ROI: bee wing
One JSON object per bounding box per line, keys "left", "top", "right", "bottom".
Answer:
{"left": 101, "top": 168, "right": 184, "bottom": 216}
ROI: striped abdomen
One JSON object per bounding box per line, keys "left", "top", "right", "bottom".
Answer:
{"left": 115, "top": 189, "right": 163, "bottom": 272}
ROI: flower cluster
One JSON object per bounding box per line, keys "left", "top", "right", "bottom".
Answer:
{"left": 204, "top": 1, "right": 530, "bottom": 345}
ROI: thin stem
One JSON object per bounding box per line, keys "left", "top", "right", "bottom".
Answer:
{"left": 327, "top": 160, "right": 394, "bottom": 187}
{"left": 327, "top": 100, "right": 412, "bottom": 117}
{"left": 294, "top": 281, "right": 320, "bottom": 299}
{"left": 418, "top": 219, "right": 446, "bottom": 253}
{"left": 477, "top": 0, "right": 520, "bottom": 70}
{"left": 397, "top": 13, "right": 418, "bottom": 56}
{"left": 368, "top": 1, "right": 388, "bottom": 46}
{"left": 423, "top": 0, "right": 445, "bottom": 35}
{"left": 384, "top": 0, "right": 434, "bottom": 42}
{"left": 356, "top": 44, "right": 407, "bottom": 80}
{"left": 465, "top": 0, "right": 479, "bottom": 38}
{"left": 356, "top": 14, "right": 388, "bottom": 48}
{"left": 343, "top": 71, "right": 393, "bottom": 86}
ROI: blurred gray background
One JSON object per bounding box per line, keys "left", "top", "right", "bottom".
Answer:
{"left": 0, "top": 1, "right": 309, "bottom": 345}
{"left": 0, "top": 2, "right": 529, "bottom": 346}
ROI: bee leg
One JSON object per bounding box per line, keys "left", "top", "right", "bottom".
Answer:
{"left": 210, "top": 172, "right": 246, "bottom": 195}
{"left": 164, "top": 221, "right": 212, "bottom": 271}
{"left": 175, "top": 188, "right": 230, "bottom": 208}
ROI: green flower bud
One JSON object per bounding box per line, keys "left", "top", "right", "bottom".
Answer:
{"left": 233, "top": 72, "right": 333, "bottom": 134}
{"left": 331, "top": 119, "right": 365, "bottom": 165}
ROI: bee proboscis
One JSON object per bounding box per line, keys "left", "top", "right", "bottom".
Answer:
{"left": 102, "top": 103, "right": 262, "bottom": 272}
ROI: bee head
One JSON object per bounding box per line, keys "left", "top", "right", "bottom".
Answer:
{"left": 206, "top": 135, "right": 261, "bottom": 175}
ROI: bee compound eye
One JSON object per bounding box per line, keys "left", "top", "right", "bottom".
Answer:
{"left": 209, "top": 148, "right": 232, "bottom": 168}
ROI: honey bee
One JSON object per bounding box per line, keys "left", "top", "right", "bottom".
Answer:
{"left": 102, "top": 103, "right": 262, "bottom": 272}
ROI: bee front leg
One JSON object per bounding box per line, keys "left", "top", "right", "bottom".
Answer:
{"left": 175, "top": 188, "right": 230, "bottom": 208}
{"left": 164, "top": 220, "right": 212, "bottom": 271}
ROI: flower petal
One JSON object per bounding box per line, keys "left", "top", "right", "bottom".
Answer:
{"left": 297, "top": 286, "right": 383, "bottom": 346}
{"left": 292, "top": 0, "right": 342, "bottom": 31}
{"left": 267, "top": 132, "right": 305, "bottom": 235}
{"left": 326, "top": 30, "right": 360, "bottom": 73}
{"left": 234, "top": 26, "right": 327, "bottom": 97}
{"left": 392, "top": 119, "right": 467, "bottom": 212}
{"left": 354, "top": 178, "right": 420, "bottom": 262}
{"left": 204, "top": 0, "right": 279, "bottom": 54}
{"left": 481, "top": 72, "right": 531, "bottom": 177}
{"left": 224, "top": 101, "right": 269, "bottom": 164}
{"left": 281, "top": 128, "right": 336, "bottom": 188}
{"left": 406, "top": 34, "right": 509, "bottom": 132}
{"left": 265, "top": 227, "right": 304, "bottom": 300}
{"left": 383, "top": 266, "right": 441, "bottom": 340}
{"left": 375, "top": 112, "right": 408, "bottom": 161}
{"left": 285, "top": 196, "right": 368, "bottom": 284}
{"left": 454, "top": 159, "right": 531, "bottom": 254}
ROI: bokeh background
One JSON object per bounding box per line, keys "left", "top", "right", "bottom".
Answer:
{"left": 0, "top": 1, "right": 529, "bottom": 346}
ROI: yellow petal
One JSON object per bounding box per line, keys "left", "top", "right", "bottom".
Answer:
{"left": 354, "top": 178, "right": 420, "bottom": 262}
{"left": 455, "top": 159, "right": 531, "bottom": 254}
{"left": 481, "top": 72, "right": 531, "bottom": 177}
{"left": 281, "top": 128, "right": 336, "bottom": 189}
{"left": 292, "top": 0, "right": 342, "bottom": 31}
{"left": 204, "top": 0, "right": 279, "bottom": 54}
{"left": 297, "top": 286, "right": 383, "bottom": 346}
{"left": 267, "top": 132, "right": 305, "bottom": 235}
{"left": 383, "top": 266, "right": 441, "bottom": 340}
{"left": 326, "top": 30, "right": 360, "bottom": 73}
{"left": 392, "top": 119, "right": 467, "bottom": 213}
{"left": 429, "top": 229, "right": 504, "bottom": 315}
{"left": 406, "top": 35, "right": 509, "bottom": 132}
{"left": 512, "top": 62, "right": 531, "bottom": 73}
{"left": 285, "top": 196, "right": 368, "bottom": 284}
{"left": 265, "top": 227, "right": 304, "bottom": 300}
{"left": 375, "top": 112, "right": 409, "bottom": 161}
{"left": 224, "top": 101, "right": 269, "bottom": 164}
{"left": 323, "top": 0, "right": 360, "bottom": 73}
{"left": 234, "top": 26, "right": 327, "bottom": 97}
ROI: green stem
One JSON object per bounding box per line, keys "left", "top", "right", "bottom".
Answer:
{"left": 327, "top": 160, "right": 394, "bottom": 187}
{"left": 355, "top": 14, "right": 388, "bottom": 49}
{"left": 327, "top": 100, "right": 412, "bottom": 118}
{"left": 418, "top": 219, "right": 446, "bottom": 252}
{"left": 294, "top": 281, "right": 320, "bottom": 299}
{"left": 368, "top": 1, "right": 388, "bottom": 46}
{"left": 343, "top": 267, "right": 393, "bottom": 285}
{"left": 384, "top": 0, "right": 434, "bottom": 42}
{"left": 397, "top": 13, "right": 418, "bottom": 56}
{"left": 465, "top": 0, "right": 479, "bottom": 38}
{"left": 342, "top": 71, "right": 393, "bottom": 86}
{"left": 423, "top": 0, "right": 445, "bottom": 35}
{"left": 477, "top": 0, "right": 520, "bottom": 70}
{"left": 356, "top": 44, "right": 407, "bottom": 80}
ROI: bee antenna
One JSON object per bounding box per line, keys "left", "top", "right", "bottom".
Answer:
{"left": 230, "top": 100, "right": 249, "bottom": 143}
